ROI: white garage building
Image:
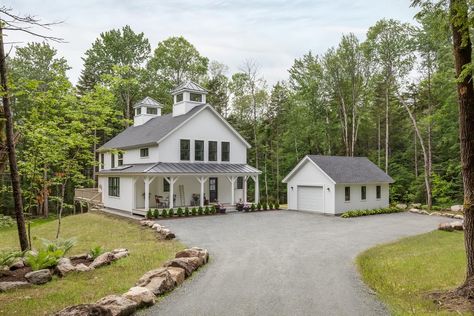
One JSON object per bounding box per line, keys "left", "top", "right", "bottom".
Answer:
{"left": 283, "top": 155, "right": 394, "bottom": 215}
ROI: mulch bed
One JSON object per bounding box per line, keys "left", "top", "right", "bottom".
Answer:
{"left": 0, "top": 266, "right": 32, "bottom": 282}
{"left": 70, "top": 257, "right": 93, "bottom": 266}
{"left": 428, "top": 290, "right": 474, "bottom": 313}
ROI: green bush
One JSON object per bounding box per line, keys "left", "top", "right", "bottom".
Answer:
{"left": 210, "top": 205, "right": 217, "bottom": 214}
{"left": 341, "top": 207, "right": 405, "bottom": 218}
{"left": 251, "top": 203, "right": 256, "bottom": 212}
{"left": 88, "top": 245, "right": 104, "bottom": 260}
{"left": 41, "top": 237, "right": 76, "bottom": 256}
{"left": 153, "top": 209, "right": 159, "bottom": 219}
{"left": 26, "top": 248, "right": 63, "bottom": 271}
{"left": 0, "top": 249, "right": 24, "bottom": 268}
{"left": 204, "top": 206, "right": 209, "bottom": 215}
{"left": 184, "top": 207, "right": 190, "bottom": 217}
{"left": 169, "top": 208, "right": 174, "bottom": 217}
{"left": 177, "top": 207, "right": 183, "bottom": 217}
{"left": 257, "top": 203, "right": 262, "bottom": 211}
{"left": 263, "top": 203, "right": 268, "bottom": 211}
{"left": 192, "top": 207, "right": 197, "bottom": 216}
{"left": 146, "top": 209, "right": 153, "bottom": 219}
{"left": 161, "top": 209, "right": 168, "bottom": 218}
{"left": 275, "top": 202, "right": 280, "bottom": 209}
{"left": 268, "top": 202, "right": 274, "bottom": 210}
{"left": 0, "top": 215, "right": 15, "bottom": 229}
{"left": 198, "top": 206, "right": 203, "bottom": 215}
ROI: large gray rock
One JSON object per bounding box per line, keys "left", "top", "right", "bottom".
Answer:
{"left": 158, "top": 228, "right": 176, "bottom": 240}
{"left": 69, "top": 253, "right": 89, "bottom": 260}
{"left": 411, "top": 203, "right": 422, "bottom": 209}
{"left": 0, "top": 281, "right": 29, "bottom": 292}
{"left": 166, "top": 267, "right": 185, "bottom": 286}
{"left": 395, "top": 203, "right": 408, "bottom": 209}
{"left": 75, "top": 263, "right": 93, "bottom": 272}
{"left": 451, "top": 205, "right": 464, "bottom": 212}
{"left": 136, "top": 268, "right": 175, "bottom": 295}
{"left": 112, "top": 249, "right": 129, "bottom": 261}
{"left": 9, "top": 259, "right": 25, "bottom": 270}
{"left": 439, "top": 221, "right": 464, "bottom": 232}
{"left": 54, "top": 304, "right": 112, "bottom": 316}
{"left": 96, "top": 295, "right": 137, "bottom": 316}
{"left": 90, "top": 252, "right": 116, "bottom": 269}
{"left": 164, "top": 257, "right": 202, "bottom": 278}
{"left": 56, "top": 258, "right": 76, "bottom": 277}
{"left": 25, "top": 269, "right": 52, "bottom": 285}
{"left": 122, "top": 286, "right": 155, "bottom": 308}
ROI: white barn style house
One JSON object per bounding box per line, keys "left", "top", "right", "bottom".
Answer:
{"left": 97, "top": 81, "right": 261, "bottom": 215}
{"left": 283, "top": 155, "right": 393, "bottom": 214}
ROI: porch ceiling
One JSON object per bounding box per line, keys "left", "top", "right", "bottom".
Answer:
{"left": 98, "top": 162, "right": 261, "bottom": 176}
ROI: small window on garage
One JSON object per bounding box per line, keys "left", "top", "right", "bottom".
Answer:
{"left": 345, "top": 186, "right": 350, "bottom": 202}
{"left": 361, "top": 186, "right": 366, "bottom": 200}
{"left": 376, "top": 185, "right": 381, "bottom": 199}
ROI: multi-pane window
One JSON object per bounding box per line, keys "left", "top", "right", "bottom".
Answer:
{"left": 111, "top": 153, "right": 115, "bottom": 168}
{"left": 345, "top": 186, "right": 350, "bottom": 202}
{"left": 180, "top": 139, "right": 190, "bottom": 161}
{"left": 361, "top": 186, "right": 366, "bottom": 200}
{"left": 140, "top": 148, "right": 149, "bottom": 158}
{"left": 163, "top": 178, "right": 170, "bottom": 192}
{"left": 136, "top": 107, "right": 141, "bottom": 115}
{"left": 100, "top": 153, "right": 104, "bottom": 170}
{"left": 208, "top": 141, "right": 217, "bottom": 161}
{"left": 376, "top": 185, "right": 381, "bottom": 199}
{"left": 147, "top": 107, "right": 157, "bottom": 115}
{"left": 118, "top": 153, "right": 123, "bottom": 166}
{"left": 176, "top": 93, "right": 183, "bottom": 102}
{"left": 195, "top": 140, "right": 204, "bottom": 161}
{"left": 190, "top": 93, "right": 202, "bottom": 102}
{"left": 237, "top": 177, "right": 243, "bottom": 189}
{"left": 108, "top": 177, "right": 120, "bottom": 197}
{"left": 221, "top": 142, "right": 230, "bottom": 162}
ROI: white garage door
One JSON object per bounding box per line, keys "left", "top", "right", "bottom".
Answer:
{"left": 297, "top": 186, "right": 324, "bottom": 212}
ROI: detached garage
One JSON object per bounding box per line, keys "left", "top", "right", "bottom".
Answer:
{"left": 282, "top": 155, "right": 394, "bottom": 215}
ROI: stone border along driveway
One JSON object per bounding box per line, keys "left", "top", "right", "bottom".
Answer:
{"left": 139, "top": 210, "right": 448, "bottom": 316}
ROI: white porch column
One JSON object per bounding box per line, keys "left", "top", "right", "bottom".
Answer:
{"left": 132, "top": 177, "right": 138, "bottom": 214}
{"left": 226, "top": 176, "right": 237, "bottom": 205}
{"left": 165, "top": 176, "right": 178, "bottom": 209}
{"left": 243, "top": 176, "right": 248, "bottom": 203}
{"left": 252, "top": 175, "right": 259, "bottom": 204}
{"left": 196, "top": 176, "right": 208, "bottom": 207}
{"left": 144, "top": 176, "right": 155, "bottom": 212}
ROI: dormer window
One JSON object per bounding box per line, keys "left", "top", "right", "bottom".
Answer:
{"left": 190, "top": 93, "right": 202, "bottom": 102}
{"left": 176, "top": 93, "right": 183, "bottom": 102}
{"left": 140, "top": 148, "right": 149, "bottom": 158}
{"left": 136, "top": 108, "right": 141, "bottom": 115}
{"left": 147, "top": 107, "right": 157, "bottom": 115}
{"left": 118, "top": 153, "right": 123, "bottom": 166}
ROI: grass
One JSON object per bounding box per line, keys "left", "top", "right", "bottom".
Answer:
{"left": 0, "top": 212, "right": 183, "bottom": 316}
{"left": 357, "top": 230, "right": 467, "bottom": 315}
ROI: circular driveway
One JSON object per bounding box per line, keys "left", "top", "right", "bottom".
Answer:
{"left": 140, "top": 211, "right": 446, "bottom": 316}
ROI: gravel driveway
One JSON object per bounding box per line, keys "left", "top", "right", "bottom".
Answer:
{"left": 140, "top": 211, "right": 447, "bottom": 316}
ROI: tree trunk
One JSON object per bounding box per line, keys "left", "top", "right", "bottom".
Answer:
{"left": 450, "top": 0, "right": 474, "bottom": 296}
{"left": 377, "top": 115, "right": 381, "bottom": 167}
{"left": 43, "top": 167, "right": 49, "bottom": 217}
{"left": 385, "top": 86, "right": 390, "bottom": 173}
{"left": 0, "top": 25, "right": 28, "bottom": 251}
{"left": 56, "top": 178, "right": 68, "bottom": 239}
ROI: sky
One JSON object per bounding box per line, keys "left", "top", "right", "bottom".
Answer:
{"left": 5, "top": 0, "right": 418, "bottom": 86}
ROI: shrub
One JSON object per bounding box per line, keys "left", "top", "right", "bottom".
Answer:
{"left": 184, "top": 207, "right": 190, "bottom": 217}
{"left": 251, "top": 203, "right": 256, "bottom": 212}
{"left": 161, "top": 209, "right": 167, "bottom": 218}
{"left": 26, "top": 248, "right": 63, "bottom": 271}
{"left": 177, "top": 207, "right": 183, "bottom": 217}
{"left": 210, "top": 205, "right": 217, "bottom": 214}
{"left": 275, "top": 202, "right": 280, "bottom": 209}
{"left": 257, "top": 203, "right": 262, "bottom": 211}
{"left": 204, "top": 206, "right": 210, "bottom": 215}
{"left": 192, "top": 207, "right": 197, "bottom": 216}
{"left": 340, "top": 207, "right": 404, "bottom": 218}
{"left": 268, "top": 202, "right": 274, "bottom": 210}
{"left": 169, "top": 209, "right": 174, "bottom": 217}
{"left": 198, "top": 206, "right": 203, "bottom": 215}
{"left": 0, "top": 250, "right": 24, "bottom": 268}
{"left": 0, "top": 215, "right": 15, "bottom": 229}
{"left": 89, "top": 245, "right": 104, "bottom": 260}
{"left": 41, "top": 237, "right": 76, "bottom": 256}
{"left": 153, "top": 209, "right": 159, "bottom": 219}
{"left": 146, "top": 209, "right": 153, "bottom": 219}
{"left": 263, "top": 203, "right": 268, "bottom": 211}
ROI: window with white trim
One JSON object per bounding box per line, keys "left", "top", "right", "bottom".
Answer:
{"left": 140, "top": 148, "right": 149, "bottom": 158}
{"left": 108, "top": 177, "right": 120, "bottom": 197}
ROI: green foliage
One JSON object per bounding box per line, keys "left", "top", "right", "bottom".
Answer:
{"left": 263, "top": 203, "right": 268, "bottom": 211}
{"left": 251, "top": 203, "right": 256, "bottom": 212}
{"left": 0, "top": 250, "right": 24, "bottom": 268}
{"left": 204, "top": 206, "right": 210, "bottom": 215}
{"left": 198, "top": 206, "right": 203, "bottom": 215}
{"left": 177, "top": 207, "right": 183, "bottom": 217}
{"left": 340, "top": 207, "right": 404, "bottom": 218}
{"left": 257, "top": 203, "right": 262, "bottom": 211}
{"left": 168, "top": 208, "right": 175, "bottom": 217}
{"left": 153, "top": 209, "right": 159, "bottom": 219}
{"left": 161, "top": 209, "right": 167, "bottom": 218}
{"left": 0, "top": 215, "right": 15, "bottom": 230}
{"left": 26, "top": 248, "right": 64, "bottom": 270}
{"left": 146, "top": 209, "right": 153, "bottom": 219}
{"left": 184, "top": 207, "right": 190, "bottom": 217}
{"left": 275, "top": 202, "right": 280, "bottom": 210}
{"left": 89, "top": 245, "right": 104, "bottom": 260}
{"left": 40, "top": 237, "right": 76, "bottom": 256}
{"left": 191, "top": 207, "right": 197, "bottom": 216}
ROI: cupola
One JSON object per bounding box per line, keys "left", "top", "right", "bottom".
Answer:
{"left": 171, "top": 81, "right": 208, "bottom": 117}
{"left": 133, "top": 97, "right": 163, "bottom": 126}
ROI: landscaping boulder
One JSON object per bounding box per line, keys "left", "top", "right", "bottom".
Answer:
{"left": 191, "top": 247, "right": 210, "bottom": 263}
{"left": 25, "top": 269, "right": 52, "bottom": 285}
{"left": 96, "top": 295, "right": 137, "bottom": 316}
{"left": 451, "top": 205, "right": 464, "bottom": 212}
{"left": 411, "top": 203, "right": 422, "bottom": 209}
{"left": 56, "top": 258, "right": 76, "bottom": 277}
{"left": 90, "top": 252, "right": 116, "bottom": 269}
{"left": 0, "top": 281, "right": 29, "bottom": 292}
{"left": 151, "top": 223, "right": 163, "bottom": 230}
{"left": 454, "top": 214, "right": 464, "bottom": 220}
{"left": 54, "top": 304, "right": 112, "bottom": 316}
{"left": 69, "top": 253, "right": 89, "bottom": 260}
{"left": 395, "top": 203, "right": 408, "bottom": 209}
{"left": 166, "top": 267, "right": 185, "bottom": 286}
{"left": 111, "top": 249, "right": 129, "bottom": 260}
{"left": 9, "top": 258, "right": 25, "bottom": 270}
{"left": 175, "top": 247, "right": 209, "bottom": 264}
{"left": 136, "top": 268, "right": 175, "bottom": 295}
{"left": 439, "top": 221, "right": 464, "bottom": 232}
{"left": 122, "top": 286, "right": 155, "bottom": 308}
{"left": 75, "top": 263, "right": 93, "bottom": 272}
{"left": 158, "top": 228, "right": 175, "bottom": 240}
{"left": 164, "top": 257, "right": 202, "bottom": 277}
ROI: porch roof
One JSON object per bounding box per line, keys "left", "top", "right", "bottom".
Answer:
{"left": 98, "top": 162, "right": 261, "bottom": 176}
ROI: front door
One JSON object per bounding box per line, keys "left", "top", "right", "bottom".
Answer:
{"left": 209, "top": 177, "right": 218, "bottom": 203}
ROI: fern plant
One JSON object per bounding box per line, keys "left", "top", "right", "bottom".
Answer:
{"left": 40, "top": 237, "right": 76, "bottom": 256}
{"left": 0, "top": 250, "right": 24, "bottom": 269}
{"left": 26, "top": 248, "right": 63, "bottom": 270}
{"left": 89, "top": 246, "right": 104, "bottom": 260}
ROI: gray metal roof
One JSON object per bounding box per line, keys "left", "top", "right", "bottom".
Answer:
{"left": 171, "top": 81, "right": 208, "bottom": 95}
{"left": 99, "top": 104, "right": 206, "bottom": 150}
{"left": 307, "top": 155, "right": 394, "bottom": 183}
{"left": 133, "top": 96, "right": 162, "bottom": 108}
{"left": 98, "top": 162, "right": 261, "bottom": 175}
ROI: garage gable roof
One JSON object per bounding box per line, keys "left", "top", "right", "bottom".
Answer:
{"left": 283, "top": 155, "right": 394, "bottom": 184}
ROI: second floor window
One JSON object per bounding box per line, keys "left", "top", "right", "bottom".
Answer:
{"left": 190, "top": 93, "right": 202, "bottom": 102}
{"left": 208, "top": 141, "right": 217, "bottom": 161}
{"left": 118, "top": 153, "right": 123, "bottom": 166}
{"left": 111, "top": 153, "right": 115, "bottom": 168}
{"left": 146, "top": 107, "right": 157, "bottom": 115}
{"left": 136, "top": 107, "right": 141, "bottom": 115}
{"left": 176, "top": 93, "right": 183, "bottom": 102}
{"left": 180, "top": 139, "right": 190, "bottom": 161}
{"left": 195, "top": 140, "right": 204, "bottom": 161}
{"left": 221, "top": 142, "right": 230, "bottom": 162}
{"left": 361, "top": 186, "right": 366, "bottom": 200}
{"left": 140, "top": 148, "right": 149, "bottom": 158}
{"left": 345, "top": 186, "right": 350, "bottom": 202}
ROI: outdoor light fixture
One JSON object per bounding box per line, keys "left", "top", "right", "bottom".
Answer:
{"left": 291, "top": 186, "right": 294, "bottom": 191}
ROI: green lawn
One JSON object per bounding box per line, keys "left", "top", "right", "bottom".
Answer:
{"left": 357, "top": 230, "right": 467, "bottom": 315}
{"left": 0, "top": 212, "right": 184, "bottom": 316}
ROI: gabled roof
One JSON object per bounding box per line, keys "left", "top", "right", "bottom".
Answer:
{"left": 283, "top": 155, "right": 394, "bottom": 184}
{"left": 98, "top": 162, "right": 261, "bottom": 175}
{"left": 171, "top": 81, "right": 208, "bottom": 95}
{"left": 98, "top": 104, "right": 251, "bottom": 151}
{"left": 133, "top": 96, "right": 162, "bottom": 108}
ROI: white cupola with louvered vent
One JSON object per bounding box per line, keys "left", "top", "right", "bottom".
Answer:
{"left": 171, "top": 81, "right": 207, "bottom": 117}
{"left": 133, "top": 97, "right": 163, "bottom": 126}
